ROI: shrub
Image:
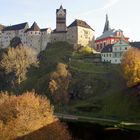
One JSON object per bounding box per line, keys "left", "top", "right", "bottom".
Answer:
{"left": 121, "top": 47, "right": 140, "bottom": 87}
{"left": 0, "top": 91, "right": 71, "bottom": 140}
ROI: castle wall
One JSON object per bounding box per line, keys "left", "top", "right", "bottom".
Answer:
{"left": 77, "top": 26, "right": 94, "bottom": 47}
{"left": 26, "top": 31, "right": 41, "bottom": 52}
{"left": 1, "top": 30, "right": 16, "bottom": 48}
{"left": 67, "top": 26, "right": 77, "bottom": 45}
{"left": 51, "top": 32, "right": 67, "bottom": 42}
{"left": 40, "top": 28, "right": 52, "bottom": 51}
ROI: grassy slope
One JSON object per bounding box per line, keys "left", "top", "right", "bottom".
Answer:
{"left": 56, "top": 51, "right": 140, "bottom": 122}
{"left": 68, "top": 56, "right": 140, "bottom": 120}
{"left": 7, "top": 42, "right": 140, "bottom": 122}
{"left": 13, "top": 42, "right": 73, "bottom": 94}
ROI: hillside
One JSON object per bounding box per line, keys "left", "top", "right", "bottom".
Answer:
{"left": 4, "top": 41, "right": 140, "bottom": 123}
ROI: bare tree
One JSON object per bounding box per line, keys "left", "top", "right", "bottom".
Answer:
{"left": 0, "top": 45, "right": 38, "bottom": 85}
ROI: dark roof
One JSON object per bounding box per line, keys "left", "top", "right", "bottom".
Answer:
{"left": 103, "top": 14, "right": 111, "bottom": 33}
{"left": 40, "top": 28, "right": 49, "bottom": 32}
{"left": 101, "top": 44, "right": 113, "bottom": 53}
{"left": 53, "top": 29, "right": 67, "bottom": 33}
{"left": 56, "top": 5, "right": 66, "bottom": 13}
{"left": 68, "top": 19, "right": 94, "bottom": 31}
{"left": 25, "top": 22, "right": 40, "bottom": 32}
{"left": 130, "top": 42, "right": 140, "bottom": 49}
{"left": 3, "top": 22, "right": 28, "bottom": 31}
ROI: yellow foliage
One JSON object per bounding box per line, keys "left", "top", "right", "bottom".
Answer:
{"left": 121, "top": 47, "right": 140, "bottom": 87}
{"left": 49, "top": 63, "right": 71, "bottom": 103}
{"left": 0, "top": 91, "right": 71, "bottom": 140}
{"left": 79, "top": 46, "right": 93, "bottom": 55}
{"left": 0, "top": 46, "right": 38, "bottom": 85}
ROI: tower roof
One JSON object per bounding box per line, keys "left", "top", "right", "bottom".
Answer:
{"left": 30, "top": 22, "right": 40, "bottom": 31}
{"left": 56, "top": 5, "right": 66, "bottom": 13}
{"left": 60, "top": 5, "right": 63, "bottom": 9}
{"left": 68, "top": 19, "right": 94, "bottom": 31}
{"left": 103, "top": 14, "right": 111, "bottom": 33}
{"left": 25, "top": 22, "right": 40, "bottom": 32}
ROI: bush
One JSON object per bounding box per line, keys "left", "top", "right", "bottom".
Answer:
{"left": 121, "top": 47, "right": 140, "bottom": 87}
{"left": 79, "top": 46, "right": 93, "bottom": 55}
{"left": 0, "top": 91, "right": 71, "bottom": 140}
{"left": 49, "top": 63, "right": 72, "bottom": 103}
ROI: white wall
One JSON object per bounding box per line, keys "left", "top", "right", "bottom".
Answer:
{"left": 77, "top": 26, "right": 94, "bottom": 47}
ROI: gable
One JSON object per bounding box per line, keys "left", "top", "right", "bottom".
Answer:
{"left": 57, "top": 9, "right": 65, "bottom": 17}
{"left": 113, "top": 40, "right": 129, "bottom": 47}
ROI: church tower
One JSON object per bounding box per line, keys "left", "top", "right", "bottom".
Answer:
{"left": 56, "top": 5, "right": 67, "bottom": 32}
{"left": 103, "top": 14, "right": 111, "bottom": 33}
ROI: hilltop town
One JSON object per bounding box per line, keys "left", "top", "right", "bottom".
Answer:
{"left": 0, "top": 5, "right": 140, "bottom": 64}
{"left": 1, "top": 5, "right": 140, "bottom": 139}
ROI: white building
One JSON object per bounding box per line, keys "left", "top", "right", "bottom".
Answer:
{"left": 0, "top": 22, "right": 52, "bottom": 53}
{"left": 0, "top": 5, "right": 94, "bottom": 52}
{"left": 101, "top": 39, "right": 131, "bottom": 64}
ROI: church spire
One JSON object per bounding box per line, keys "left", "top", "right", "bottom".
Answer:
{"left": 103, "top": 14, "right": 110, "bottom": 33}
{"left": 60, "top": 5, "right": 63, "bottom": 9}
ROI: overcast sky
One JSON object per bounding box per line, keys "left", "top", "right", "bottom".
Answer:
{"left": 0, "top": 0, "right": 139, "bottom": 41}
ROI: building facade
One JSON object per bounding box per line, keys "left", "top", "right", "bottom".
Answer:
{"left": 0, "top": 22, "right": 52, "bottom": 53}
{"left": 95, "top": 15, "right": 129, "bottom": 52}
{"left": 51, "top": 5, "right": 95, "bottom": 47}
{"left": 101, "top": 39, "right": 131, "bottom": 64}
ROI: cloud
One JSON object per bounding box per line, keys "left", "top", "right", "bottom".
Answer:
{"left": 79, "top": 0, "right": 120, "bottom": 16}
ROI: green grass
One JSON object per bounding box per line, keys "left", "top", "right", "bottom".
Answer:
{"left": 3, "top": 41, "right": 140, "bottom": 129}
{"left": 8, "top": 41, "right": 73, "bottom": 94}
{"left": 70, "top": 60, "right": 109, "bottom": 73}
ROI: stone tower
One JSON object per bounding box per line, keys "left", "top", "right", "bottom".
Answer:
{"left": 56, "top": 5, "right": 67, "bottom": 32}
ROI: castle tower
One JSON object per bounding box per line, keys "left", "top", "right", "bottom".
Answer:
{"left": 56, "top": 5, "right": 67, "bottom": 32}
{"left": 103, "top": 14, "right": 111, "bottom": 33}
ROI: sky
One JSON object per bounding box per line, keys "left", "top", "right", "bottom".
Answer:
{"left": 0, "top": 0, "right": 139, "bottom": 41}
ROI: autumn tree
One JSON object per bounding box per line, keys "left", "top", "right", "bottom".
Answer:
{"left": 79, "top": 45, "right": 93, "bottom": 55}
{"left": 49, "top": 63, "right": 71, "bottom": 103}
{"left": 121, "top": 47, "right": 140, "bottom": 87}
{"left": 0, "top": 45, "right": 38, "bottom": 85}
{"left": 0, "top": 91, "right": 71, "bottom": 140}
